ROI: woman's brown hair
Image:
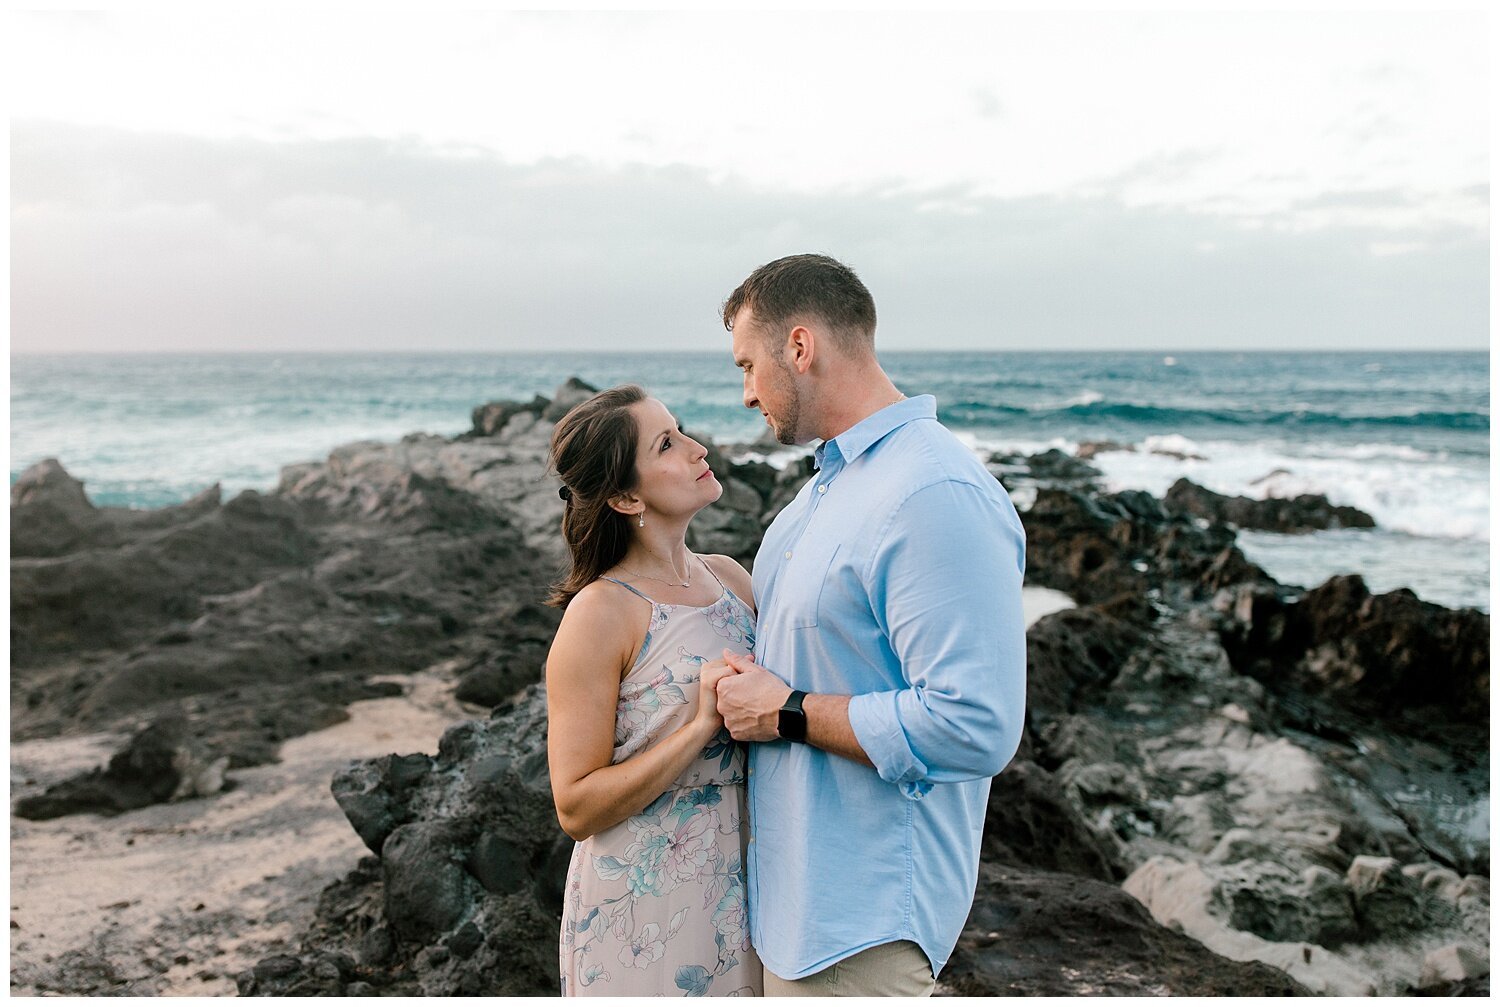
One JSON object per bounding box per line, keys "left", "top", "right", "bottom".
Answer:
{"left": 545, "top": 384, "right": 648, "bottom": 608}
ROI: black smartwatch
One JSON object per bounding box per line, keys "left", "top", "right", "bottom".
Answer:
{"left": 777, "top": 690, "right": 809, "bottom": 743}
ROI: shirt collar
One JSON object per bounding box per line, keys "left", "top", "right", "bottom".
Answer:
{"left": 813, "top": 394, "right": 936, "bottom": 470}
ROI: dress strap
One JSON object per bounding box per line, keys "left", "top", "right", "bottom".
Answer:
{"left": 699, "top": 555, "right": 753, "bottom": 613}
{"left": 698, "top": 554, "right": 728, "bottom": 595}
{"left": 598, "top": 576, "right": 657, "bottom": 604}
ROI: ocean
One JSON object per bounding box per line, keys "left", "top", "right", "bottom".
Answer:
{"left": 11, "top": 351, "right": 1489, "bottom": 612}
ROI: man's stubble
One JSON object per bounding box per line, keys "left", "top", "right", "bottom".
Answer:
{"left": 767, "top": 358, "right": 804, "bottom": 446}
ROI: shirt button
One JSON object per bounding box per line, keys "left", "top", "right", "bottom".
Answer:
{"left": 784, "top": 551, "right": 792, "bottom": 559}
{"left": 817, "top": 484, "right": 827, "bottom": 494}
{"left": 748, "top": 836, "right": 755, "bottom": 844}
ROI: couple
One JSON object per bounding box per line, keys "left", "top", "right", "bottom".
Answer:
{"left": 546, "top": 255, "right": 1028, "bottom": 997}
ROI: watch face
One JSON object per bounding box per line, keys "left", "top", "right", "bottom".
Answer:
{"left": 777, "top": 707, "right": 807, "bottom": 743}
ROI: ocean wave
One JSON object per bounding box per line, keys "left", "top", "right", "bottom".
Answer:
{"left": 1060, "top": 402, "right": 1490, "bottom": 431}
{"left": 1081, "top": 439, "right": 1489, "bottom": 543}
{"left": 938, "top": 400, "right": 1489, "bottom": 431}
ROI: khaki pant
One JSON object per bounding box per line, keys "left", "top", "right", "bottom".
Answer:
{"left": 763, "top": 940, "right": 936, "bottom": 997}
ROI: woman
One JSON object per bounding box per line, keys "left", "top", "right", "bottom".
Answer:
{"left": 544, "top": 384, "right": 762, "bottom": 997}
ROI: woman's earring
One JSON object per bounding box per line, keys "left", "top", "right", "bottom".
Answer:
{"left": 638, "top": 513, "right": 645, "bottom": 528}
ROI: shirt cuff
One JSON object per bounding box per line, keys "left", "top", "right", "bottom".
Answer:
{"left": 847, "top": 690, "right": 933, "bottom": 801}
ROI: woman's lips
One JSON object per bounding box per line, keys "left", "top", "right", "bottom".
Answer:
{"left": 697, "top": 469, "right": 715, "bottom": 481}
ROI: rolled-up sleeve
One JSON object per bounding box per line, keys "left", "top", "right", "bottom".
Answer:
{"left": 846, "top": 478, "right": 1027, "bottom": 800}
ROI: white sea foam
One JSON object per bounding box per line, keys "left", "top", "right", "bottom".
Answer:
{"left": 726, "top": 446, "right": 814, "bottom": 471}
{"left": 1086, "top": 438, "right": 1489, "bottom": 542}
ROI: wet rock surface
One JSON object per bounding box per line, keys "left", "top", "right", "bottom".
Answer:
{"left": 1163, "top": 477, "right": 1377, "bottom": 533}
{"left": 14, "top": 385, "right": 1487, "bottom": 996}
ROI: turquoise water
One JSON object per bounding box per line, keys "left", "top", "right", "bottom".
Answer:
{"left": 11, "top": 351, "right": 1489, "bottom": 610}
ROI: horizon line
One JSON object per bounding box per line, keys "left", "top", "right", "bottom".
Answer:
{"left": 11, "top": 347, "right": 1490, "bottom": 357}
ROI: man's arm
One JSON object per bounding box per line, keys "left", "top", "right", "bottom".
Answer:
{"left": 716, "top": 477, "right": 1026, "bottom": 796}
{"left": 715, "top": 654, "right": 873, "bottom": 767}
{"left": 845, "top": 478, "right": 1027, "bottom": 798}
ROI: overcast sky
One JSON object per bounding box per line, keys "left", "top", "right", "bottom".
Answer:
{"left": 9, "top": 9, "right": 1489, "bottom": 352}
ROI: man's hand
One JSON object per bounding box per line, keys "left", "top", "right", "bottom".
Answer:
{"left": 714, "top": 650, "right": 791, "bottom": 742}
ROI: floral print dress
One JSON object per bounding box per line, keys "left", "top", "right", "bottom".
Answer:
{"left": 559, "top": 574, "right": 763, "bottom": 997}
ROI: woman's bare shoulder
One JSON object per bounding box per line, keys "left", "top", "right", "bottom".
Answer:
{"left": 701, "top": 554, "right": 754, "bottom": 612}
{"left": 550, "top": 579, "right": 650, "bottom": 679}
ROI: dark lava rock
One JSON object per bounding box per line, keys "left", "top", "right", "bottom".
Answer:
{"left": 382, "top": 820, "right": 479, "bottom": 940}
{"left": 1075, "top": 440, "right": 1136, "bottom": 461}
{"left": 940, "top": 863, "right": 1312, "bottom": 995}
{"left": 235, "top": 951, "right": 358, "bottom": 996}
{"left": 11, "top": 486, "right": 316, "bottom": 665}
{"left": 1024, "top": 603, "right": 1147, "bottom": 729}
{"left": 540, "top": 377, "right": 601, "bottom": 423}
{"left": 260, "top": 687, "right": 566, "bottom": 996}
{"left": 10, "top": 457, "right": 104, "bottom": 557}
{"left": 469, "top": 395, "right": 548, "bottom": 438}
{"left": 1023, "top": 487, "right": 1274, "bottom": 605}
{"left": 1024, "top": 448, "right": 1104, "bottom": 485}
{"left": 14, "top": 716, "right": 224, "bottom": 820}
{"left": 1219, "top": 575, "right": 1489, "bottom": 727}
{"left": 1164, "top": 477, "right": 1376, "bottom": 533}
{"left": 453, "top": 653, "right": 542, "bottom": 709}
{"left": 11, "top": 444, "right": 558, "bottom": 782}
{"left": 982, "top": 759, "right": 1128, "bottom": 883}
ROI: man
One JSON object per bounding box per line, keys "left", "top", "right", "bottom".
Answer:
{"left": 711, "top": 254, "right": 1027, "bottom": 997}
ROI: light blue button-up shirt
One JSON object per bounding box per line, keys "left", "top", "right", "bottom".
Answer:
{"left": 746, "top": 394, "right": 1027, "bottom": 981}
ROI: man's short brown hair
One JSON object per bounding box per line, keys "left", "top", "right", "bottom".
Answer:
{"left": 721, "top": 254, "right": 877, "bottom": 355}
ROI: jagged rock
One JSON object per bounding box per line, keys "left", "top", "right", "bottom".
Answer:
{"left": 10, "top": 457, "right": 102, "bottom": 556}
{"left": 1024, "top": 448, "right": 1102, "bottom": 484}
{"left": 981, "top": 760, "right": 1127, "bottom": 882}
{"left": 273, "top": 687, "right": 567, "bottom": 996}
{"left": 1419, "top": 943, "right": 1489, "bottom": 987}
{"left": 11, "top": 441, "right": 558, "bottom": 773}
{"left": 13, "top": 716, "right": 227, "bottom": 820}
{"left": 1164, "top": 477, "right": 1376, "bottom": 533}
{"left": 540, "top": 377, "right": 600, "bottom": 422}
{"left": 941, "top": 863, "right": 1311, "bottom": 995}
{"left": 1217, "top": 575, "right": 1489, "bottom": 728}
{"left": 1075, "top": 440, "right": 1136, "bottom": 461}
{"left": 469, "top": 395, "right": 548, "bottom": 438}
{"left": 452, "top": 654, "right": 541, "bottom": 709}
{"left": 1123, "top": 847, "right": 1489, "bottom": 995}
{"left": 1023, "top": 604, "right": 1146, "bottom": 727}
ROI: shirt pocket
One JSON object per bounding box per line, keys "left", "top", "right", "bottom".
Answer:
{"left": 790, "top": 543, "right": 841, "bottom": 630}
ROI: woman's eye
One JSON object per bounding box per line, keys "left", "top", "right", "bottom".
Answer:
{"left": 661, "top": 437, "right": 671, "bottom": 452}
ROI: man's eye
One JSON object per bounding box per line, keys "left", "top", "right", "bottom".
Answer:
{"left": 661, "top": 437, "right": 671, "bottom": 452}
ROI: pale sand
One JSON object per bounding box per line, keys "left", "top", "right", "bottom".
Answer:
{"left": 9, "top": 667, "right": 478, "bottom": 996}
{"left": 9, "top": 589, "right": 1073, "bottom": 995}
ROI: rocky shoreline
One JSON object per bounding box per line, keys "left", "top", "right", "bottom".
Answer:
{"left": 11, "top": 379, "right": 1489, "bottom": 996}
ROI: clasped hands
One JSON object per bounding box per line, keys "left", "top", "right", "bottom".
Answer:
{"left": 699, "top": 650, "right": 791, "bottom": 743}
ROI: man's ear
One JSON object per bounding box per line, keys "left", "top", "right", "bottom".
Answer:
{"left": 786, "top": 324, "right": 815, "bottom": 376}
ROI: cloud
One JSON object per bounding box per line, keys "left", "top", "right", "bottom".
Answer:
{"left": 11, "top": 121, "right": 1487, "bottom": 353}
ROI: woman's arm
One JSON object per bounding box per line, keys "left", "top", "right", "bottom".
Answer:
{"left": 546, "top": 582, "right": 732, "bottom": 841}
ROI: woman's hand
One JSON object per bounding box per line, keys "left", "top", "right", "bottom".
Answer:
{"left": 694, "top": 658, "right": 737, "bottom": 732}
